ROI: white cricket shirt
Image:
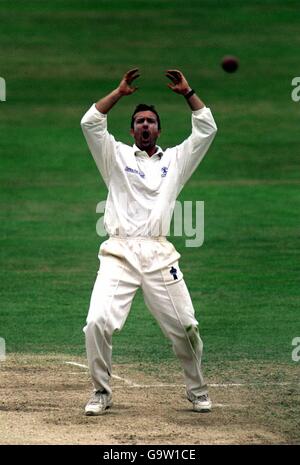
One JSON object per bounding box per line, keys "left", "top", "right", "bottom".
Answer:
{"left": 81, "top": 104, "right": 217, "bottom": 237}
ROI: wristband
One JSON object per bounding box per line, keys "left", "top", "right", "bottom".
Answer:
{"left": 184, "top": 89, "right": 195, "bottom": 99}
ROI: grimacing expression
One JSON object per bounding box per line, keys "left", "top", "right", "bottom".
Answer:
{"left": 130, "top": 111, "right": 161, "bottom": 151}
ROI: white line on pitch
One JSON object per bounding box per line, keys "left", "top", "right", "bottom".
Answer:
{"left": 64, "top": 361, "right": 140, "bottom": 387}
{"left": 64, "top": 362, "right": 299, "bottom": 388}
{"left": 122, "top": 383, "right": 184, "bottom": 388}
{"left": 110, "top": 373, "right": 140, "bottom": 387}
{"left": 65, "top": 361, "right": 88, "bottom": 369}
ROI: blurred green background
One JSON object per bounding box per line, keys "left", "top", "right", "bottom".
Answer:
{"left": 0, "top": 0, "right": 299, "bottom": 364}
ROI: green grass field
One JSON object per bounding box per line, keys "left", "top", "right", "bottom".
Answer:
{"left": 1, "top": 0, "right": 299, "bottom": 370}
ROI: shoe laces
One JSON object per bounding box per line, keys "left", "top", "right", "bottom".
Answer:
{"left": 195, "top": 394, "right": 209, "bottom": 402}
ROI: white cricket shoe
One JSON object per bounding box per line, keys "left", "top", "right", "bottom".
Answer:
{"left": 192, "top": 394, "right": 212, "bottom": 412}
{"left": 85, "top": 390, "right": 113, "bottom": 416}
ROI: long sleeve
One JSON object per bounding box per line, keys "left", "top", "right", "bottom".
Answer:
{"left": 175, "top": 107, "right": 217, "bottom": 187}
{"left": 80, "top": 104, "right": 117, "bottom": 187}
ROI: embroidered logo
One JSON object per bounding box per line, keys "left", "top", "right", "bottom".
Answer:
{"left": 125, "top": 166, "right": 145, "bottom": 178}
{"left": 170, "top": 266, "right": 178, "bottom": 280}
{"left": 161, "top": 166, "right": 168, "bottom": 177}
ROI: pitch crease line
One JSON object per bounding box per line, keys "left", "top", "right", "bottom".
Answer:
{"left": 64, "top": 361, "right": 140, "bottom": 387}
{"left": 64, "top": 363, "right": 299, "bottom": 388}
{"left": 65, "top": 361, "right": 88, "bottom": 369}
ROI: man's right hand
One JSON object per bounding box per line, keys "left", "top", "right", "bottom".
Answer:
{"left": 118, "top": 68, "right": 140, "bottom": 96}
{"left": 95, "top": 68, "right": 140, "bottom": 114}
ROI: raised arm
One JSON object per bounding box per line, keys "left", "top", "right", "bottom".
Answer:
{"left": 165, "top": 69, "right": 217, "bottom": 187}
{"left": 165, "top": 69, "right": 205, "bottom": 111}
{"left": 80, "top": 69, "right": 140, "bottom": 185}
{"left": 95, "top": 68, "right": 140, "bottom": 114}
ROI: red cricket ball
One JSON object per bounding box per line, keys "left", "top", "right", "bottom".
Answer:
{"left": 221, "top": 55, "right": 239, "bottom": 73}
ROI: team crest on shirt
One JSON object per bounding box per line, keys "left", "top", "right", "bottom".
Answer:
{"left": 161, "top": 166, "right": 168, "bottom": 177}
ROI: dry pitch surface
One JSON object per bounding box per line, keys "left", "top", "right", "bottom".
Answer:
{"left": 0, "top": 355, "right": 299, "bottom": 445}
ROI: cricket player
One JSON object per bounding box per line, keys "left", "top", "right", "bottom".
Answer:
{"left": 81, "top": 69, "right": 217, "bottom": 415}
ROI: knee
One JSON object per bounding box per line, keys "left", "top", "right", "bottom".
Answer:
{"left": 84, "top": 316, "right": 115, "bottom": 340}
{"left": 84, "top": 317, "right": 105, "bottom": 335}
{"left": 185, "top": 325, "right": 203, "bottom": 353}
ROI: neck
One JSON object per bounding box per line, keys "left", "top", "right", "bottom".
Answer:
{"left": 136, "top": 144, "right": 157, "bottom": 157}
{"left": 145, "top": 145, "right": 157, "bottom": 157}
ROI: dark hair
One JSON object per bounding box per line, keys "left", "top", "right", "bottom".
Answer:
{"left": 131, "top": 104, "right": 161, "bottom": 130}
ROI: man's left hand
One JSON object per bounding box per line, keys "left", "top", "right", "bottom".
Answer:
{"left": 165, "top": 69, "right": 191, "bottom": 96}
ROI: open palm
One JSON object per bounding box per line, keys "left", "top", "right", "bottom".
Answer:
{"left": 165, "top": 69, "right": 190, "bottom": 95}
{"left": 118, "top": 68, "right": 140, "bottom": 95}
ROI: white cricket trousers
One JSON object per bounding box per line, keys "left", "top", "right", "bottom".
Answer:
{"left": 84, "top": 236, "right": 208, "bottom": 401}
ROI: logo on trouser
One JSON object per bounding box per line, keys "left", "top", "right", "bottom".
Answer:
{"left": 170, "top": 266, "right": 178, "bottom": 280}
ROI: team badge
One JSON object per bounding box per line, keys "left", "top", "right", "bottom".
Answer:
{"left": 161, "top": 166, "right": 168, "bottom": 177}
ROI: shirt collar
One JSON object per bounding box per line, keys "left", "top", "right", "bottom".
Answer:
{"left": 133, "top": 144, "right": 163, "bottom": 160}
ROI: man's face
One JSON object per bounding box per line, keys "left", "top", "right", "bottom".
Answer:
{"left": 130, "top": 111, "right": 160, "bottom": 151}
